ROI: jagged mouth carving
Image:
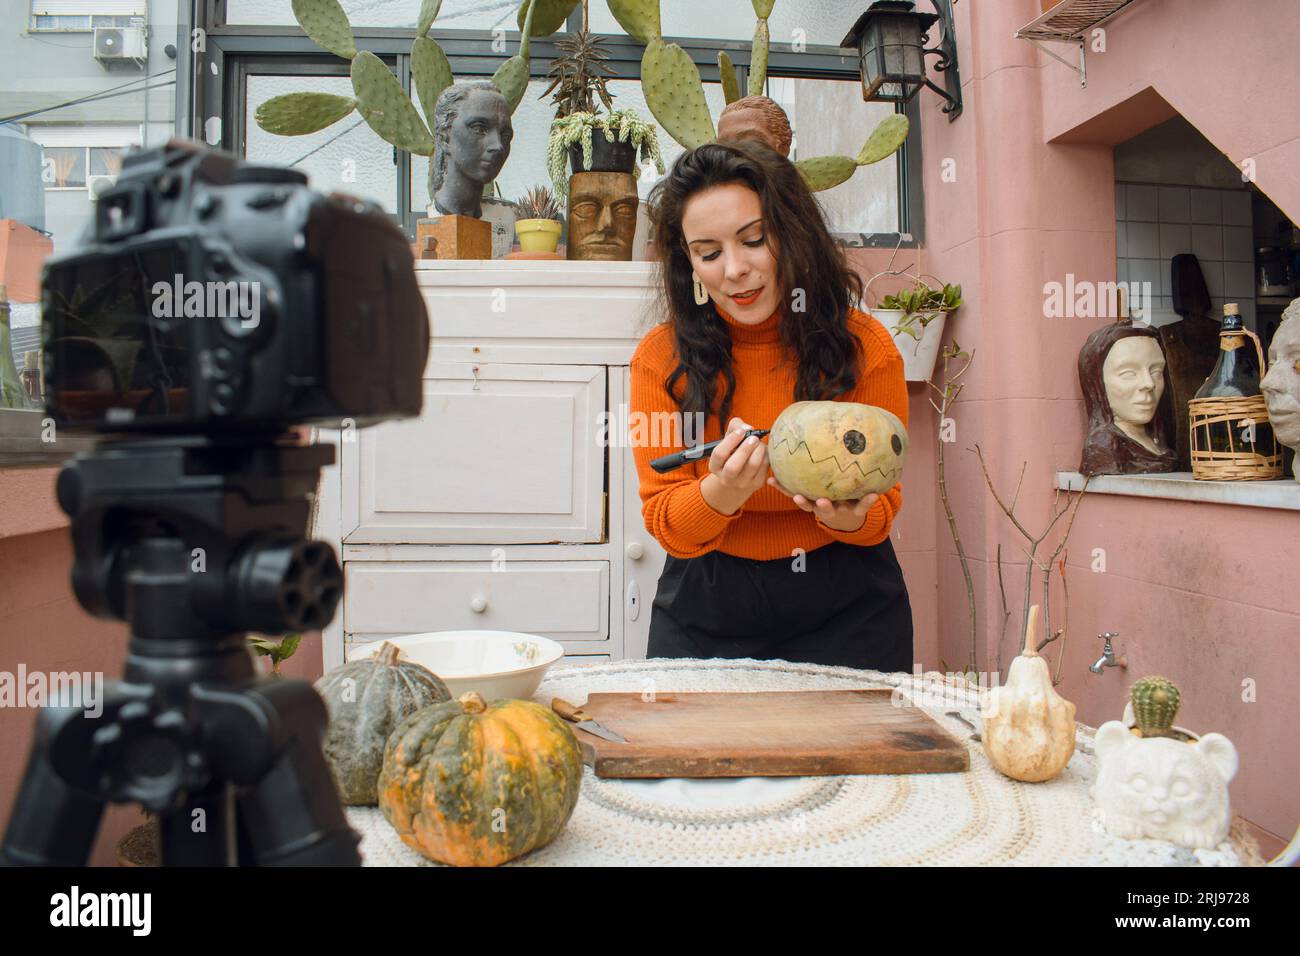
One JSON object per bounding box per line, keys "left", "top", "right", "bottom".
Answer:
{"left": 770, "top": 437, "right": 904, "bottom": 484}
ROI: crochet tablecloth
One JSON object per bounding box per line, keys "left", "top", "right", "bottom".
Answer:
{"left": 346, "top": 658, "right": 1265, "bottom": 866}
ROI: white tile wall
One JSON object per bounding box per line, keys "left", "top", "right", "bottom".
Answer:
{"left": 1116, "top": 180, "right": 1256, "bottom": 327}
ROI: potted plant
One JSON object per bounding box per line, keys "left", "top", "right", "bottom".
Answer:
{"left": 512, "top": 184, "right": 565, "bottom": 253}
{"left": 547, "top": 107, "right": 664, "bottom": 203}
{"left": 874, "top": 280, "right": 963, "bottom": 382}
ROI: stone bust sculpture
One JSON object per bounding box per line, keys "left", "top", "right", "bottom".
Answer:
{"left": 1261, "top": 297, "right": 1300, "bottom": 481}
{"left": 1078, "top": 319, "right": 1179, "bottom": 476}
{"left": 716, "top": 94, "right": 793, "bottom": 158}
{"left": 431, "top": 81, "right": 513, "bottom": 219}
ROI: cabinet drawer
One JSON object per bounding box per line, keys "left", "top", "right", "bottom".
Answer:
{"left": 343, "top": 363, "right": 606, "bottom": 545}
{"left": 344, "top": 560, "right": 609, "bottom": 643}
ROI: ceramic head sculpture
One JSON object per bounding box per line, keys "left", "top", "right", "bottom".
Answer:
{"left": 1078, "top": 319, "right": 1178, "bottom": 476}
{"left": 1093, "top": 720, "right": 1238, "bottom": 849}
{"left": 565, "top": 172, "right": 639, "bottom": 261}
{"left": 716, "top": 94, "right": 793, "bottom": 158}
{"left": 1261, "top": 297, "right": 1300, "bottom": 481}
{"left": 431, "top": 81, "right": 514, "bottom": 219}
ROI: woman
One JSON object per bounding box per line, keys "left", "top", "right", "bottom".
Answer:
{"left": 629, "top": 139, "right": 913, "bottom": 672}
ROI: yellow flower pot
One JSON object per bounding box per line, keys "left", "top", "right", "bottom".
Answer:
{"left": 515, "top": 218, "right": 562, "bottom": 253}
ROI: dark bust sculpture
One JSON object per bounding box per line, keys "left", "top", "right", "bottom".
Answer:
{"left": 1078, "top": 319, "right": 1179, "bottom": 476}
{"left": 431, "top": 81, "right": 513, "bottom": 219}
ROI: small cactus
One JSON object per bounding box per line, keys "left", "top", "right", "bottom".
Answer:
{"left": 513, "top": 184, "right": 563, "bottom": 222}
{"left": 1130, "top": 676, "right": 1182, "bottom": 738}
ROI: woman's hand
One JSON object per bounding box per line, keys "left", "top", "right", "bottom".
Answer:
{"left": 767, "top": 476, "right": 878, "bottom": 533}
{"left": 699, "top": 417, "right": 768, "bottom": 515}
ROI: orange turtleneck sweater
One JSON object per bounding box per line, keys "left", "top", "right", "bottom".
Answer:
{"left": 629, "top": 301, "right": 909, "bottom": 561}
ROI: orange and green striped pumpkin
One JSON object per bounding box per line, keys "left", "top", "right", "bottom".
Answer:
{"left": 378, "top": 691, "right": 584, "bottom": 867}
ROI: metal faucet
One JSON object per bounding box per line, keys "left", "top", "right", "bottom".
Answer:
{"left": 1090, "top": 632, "right": 1127, "bottom": 674}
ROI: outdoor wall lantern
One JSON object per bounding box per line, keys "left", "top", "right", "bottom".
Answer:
{"left": 841, "top": 0, "right": 963, "bottom": 121}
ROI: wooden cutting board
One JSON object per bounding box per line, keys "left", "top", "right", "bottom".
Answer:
{"left": 563, "top": 690, "right": 970, "bottom": 778}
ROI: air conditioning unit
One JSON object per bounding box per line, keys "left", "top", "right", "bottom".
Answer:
{"left": 87, "top": 174, "right": 117, "bottom": 201}
{"left": 93, "top": 26, "right": 146, "bottom": 64}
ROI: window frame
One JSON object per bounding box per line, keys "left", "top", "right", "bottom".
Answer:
{"left": 198, "top": 15, "right": 923, "bottom": 246}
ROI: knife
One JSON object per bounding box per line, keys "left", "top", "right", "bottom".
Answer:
{"left": 551, "top": 698, "right": 628, "bottom": 743}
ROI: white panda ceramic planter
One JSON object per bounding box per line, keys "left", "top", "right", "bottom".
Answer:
{"left": 1093, "top": 720, "right": 1238, "bottom": 850}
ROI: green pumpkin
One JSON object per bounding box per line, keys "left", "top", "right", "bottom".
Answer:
{"left": 315, "top": 642, "right": 450, "bottom": 805}
{"left": 378, "top": 692, "right": 584, "bottom": 867}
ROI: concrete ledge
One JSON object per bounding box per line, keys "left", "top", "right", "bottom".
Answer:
{"left": 1055, "top": 470, "right": 1300, "bottom": 511}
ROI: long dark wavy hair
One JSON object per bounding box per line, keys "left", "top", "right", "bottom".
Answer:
{"left": 645, "top": 139, "right": 866, "bottom": 440}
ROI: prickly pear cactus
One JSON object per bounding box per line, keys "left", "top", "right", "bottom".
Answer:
{"left": 1130, "top": 676, "right": 1182, "bottom": 738}
{"left": 292, "top": 0, "right": 357, "bottom": 59}
{"left": 857, "top": 113, "right": 911, "bottom": 165}
{"left": 411, "top": 36, "right": 453, "bottom": 129}
{"left": 255, "top": 92, "right": 357, "bottom": 135}
{"left": 352, "top": 51, "right": 436, "bottom": 155}
{"left": 417, "top": 0, "right": 443, "bottom": 36}
{"left": 517, "top": 0, "right": 580, "bottom": 37}
{"left": 718, "top": 51, "right": 740, "bottom": 105}
{"left": 795, "top": 114, "right": 910, "bottom": 191}
{"left": 607, "top": 0, "right": 661, "bottom": 44}
{"left": 643, "top": 37, "right": 717, "bottom": 150}
{"left": 748, "top": 18, "right": 769, "bottom": 97}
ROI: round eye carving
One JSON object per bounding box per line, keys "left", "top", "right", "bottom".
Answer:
{"left": 891, "top": 434, "right": 903, "bottom": 455}
{"left": 842, "top": 430, "right": 866, "bottom": 455}
{"left": 1171, "top": 778, "right": 1191, "bottom": 798}
{"left": 1129, "top": 774, "right": 1147, "bottom": 793}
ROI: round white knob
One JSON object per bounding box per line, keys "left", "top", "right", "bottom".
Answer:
{"left": 626, "top": 542, "right": 644, "bottom": 560}
{"left": 470, "top": 593, "right": 487, "bottom": 613}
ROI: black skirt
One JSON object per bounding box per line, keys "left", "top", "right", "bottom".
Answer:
{"left": 647, "top": 538, "right": 913, "bottom": 672}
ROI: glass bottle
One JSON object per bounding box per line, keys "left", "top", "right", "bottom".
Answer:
{"left": 1194, "top": 304, "right": 1261, "bottom": 398}
{"left": 1193, "top": 303, "right": 1275, "bottom": 458}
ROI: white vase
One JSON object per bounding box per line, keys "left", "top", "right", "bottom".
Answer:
{"left": 872, "top": 308, "right": 948, "bottom": 383}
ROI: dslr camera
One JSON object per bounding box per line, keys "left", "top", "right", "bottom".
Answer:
{"left": 41, "top": 138, "right": 428, "bottom": 432}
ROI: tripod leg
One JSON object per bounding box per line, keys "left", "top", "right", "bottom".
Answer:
{"left": 0, "top": 709, "right": 104, "bottom": 866}
{"left": 158, "top": 783, "right": 234, "bottom": 866}
{"left": 203, "top": 678, "right": 360, "bottom": 866}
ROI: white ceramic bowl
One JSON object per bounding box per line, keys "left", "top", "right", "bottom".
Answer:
{"left": 345, "top": 630, "right": 564, "bottom": 701}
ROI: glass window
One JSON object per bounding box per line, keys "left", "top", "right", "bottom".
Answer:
{"left": 43, "top": 147, "right": 86, "bottom": 188}
{"left": 588, "top": 1, "right": 865, "bottom": 46}
{"left": 245, "top": 74, "right": 398, "bottom": 213}
{"left": 771, "top": 76, "right": 899, "bottom": 235}
{"left": 1, "top": 2, "right": 179, "bottom": 422}
{"left": 89, "top": 146, "right": 125, "bottom": 176}
{"left": 412, "top": 78, "right": 728, "bottom": 214}
{"left": 226, "top": 0, "right": 524, "bottom": 31}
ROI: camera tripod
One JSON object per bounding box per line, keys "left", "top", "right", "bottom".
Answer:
{"left": 0, "top": 434, "right": 361, "bottom": 866}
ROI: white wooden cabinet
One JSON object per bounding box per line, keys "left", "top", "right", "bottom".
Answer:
{"left": 316, "top": 261, "right": 669, "bottom": 671}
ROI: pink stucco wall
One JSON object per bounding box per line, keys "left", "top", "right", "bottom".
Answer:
{"left": 914, "top": 0, "right": 1299, "bottom": 840}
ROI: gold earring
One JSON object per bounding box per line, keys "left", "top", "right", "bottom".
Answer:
{"left": 692, "top": 271, "right": 709, "bottom": 305}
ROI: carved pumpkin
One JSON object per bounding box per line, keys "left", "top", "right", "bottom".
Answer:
{"left": 315, "top": 642, "right": 451, "bottom": 805}
{"left": 768, "top": 401, "right": 908, "bottom": 500}
{"left": 378, "top": 691, "right": 584, "bottom": 867}
{"left": 980, "top": 606, "right": 1077, "bottom": 782}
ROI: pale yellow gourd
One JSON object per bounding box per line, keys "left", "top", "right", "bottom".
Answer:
{"left": 981, "top": 605, "right": 1077, "bottom": 782}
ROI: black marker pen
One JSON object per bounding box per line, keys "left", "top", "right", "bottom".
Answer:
{"left": 649, "top": 429, "right": 770, "bottom": 474}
